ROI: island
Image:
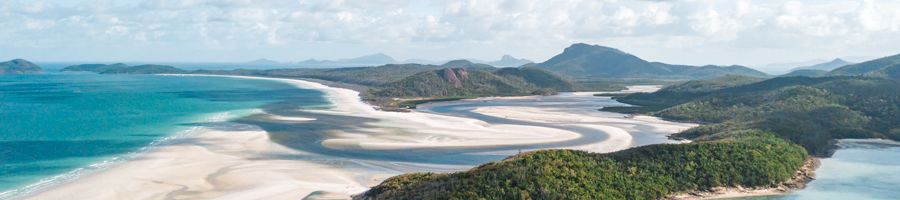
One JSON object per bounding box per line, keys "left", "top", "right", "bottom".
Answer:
{"left": 0, "top": 59, "right": 42, "bottom": 74}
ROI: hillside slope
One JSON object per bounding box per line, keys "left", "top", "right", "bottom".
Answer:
{"left": 791, "top": 58, "right": 852, "bottom": 71}
{"left": 829, "top": 53, "right": 900, "bottom": 76}
{"left": 373, "top": 67, "right": 573, "bottom": 98}
{"left": 61, "top": 63, "right": 129, "bottom": 72}
{"left": 616, "top": 76, "right": 900, "bottom": 156}
{"left": 358, "top": 132, "right": 808, "bottom": 200}
{"left": 781, "top": 69, "right": 828, "bottom": 77}
{"left": 61, "top": 63, "right": 186, "bottom": 74}
{"left": 0, "top": 59, "right": 42, "bottom": 74}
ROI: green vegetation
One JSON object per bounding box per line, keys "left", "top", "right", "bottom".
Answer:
{"left": 61, "top": 63, "right": 129, "bottom": 73}
{"left": 866, "top": 63, "right": 900, "bottom": 80}
{"left": 578, "top": 78, "right": 682, "bottom": 92}
{"left": 358, "top": 132, "right": 808, "bottom": 200}
{"left": 615, "top": 76, "right": 900, "bottom": 156}
{"left": 395, "top": 96, "right": 474, "bottom": 109}
{"left": 372, "top": 67, "right": 573, "bottom": 98}
{"left": 61, "top": 63, "right": 186, "bottom": 74}
{"left": 604, "top": 75, "right": 763, "bottom": 112}
{"left": 829, "top": 53, "right": 900, "bottom": 77}
{"left": 791, "top": 58, "right": 852, "bottom": 72}
{"left": 534, "top": 43, "right": 769, "bottom": 80}
{"left": 0, "top": 59, "right": 42, "bottom": 74}
{"left": 99, "top": 65, "right": 187, "bottom": 74}
{"left": 781, "top": 69, "right": 828, "bottom": 77}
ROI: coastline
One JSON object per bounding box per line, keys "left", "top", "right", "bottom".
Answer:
{"left": 666, "top": 157, "right": 821, "bottom": 200}
{"left": 24, "top": 75, "right": 699, "bottom": 199}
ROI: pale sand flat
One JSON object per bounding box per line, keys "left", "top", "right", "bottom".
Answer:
{"left": 28, "top": 75, "right": 695, "bottom": 200}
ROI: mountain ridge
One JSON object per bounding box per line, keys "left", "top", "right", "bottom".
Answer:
{"left": 534, "top": 43, "right": 769, "bottom": 80}
{"left": 298, "top": 53, "right": 397, "bottom": 67}
{"left": 829, "top": 53, "right": 900, "bottom": 79}
{"left": 791, "top": 58, "right": 852, "bottom": 72}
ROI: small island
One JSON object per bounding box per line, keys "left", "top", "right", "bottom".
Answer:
{"left": 61, "top": 63, "right": 186, "bottom": 74}
{"left": 0, "top": 59, "right": 42, "bottom": 74}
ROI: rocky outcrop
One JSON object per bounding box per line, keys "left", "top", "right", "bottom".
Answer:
{"left": 441, "top": 68, "right": 468, "bottom": 88}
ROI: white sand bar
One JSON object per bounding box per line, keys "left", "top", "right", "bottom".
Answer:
{"left": 28, "top": 75, "right": 696, "bottom": 200}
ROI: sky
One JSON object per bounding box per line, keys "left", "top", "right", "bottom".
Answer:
{"left": 2, "top": 0, "right": 900, "bottom": 71}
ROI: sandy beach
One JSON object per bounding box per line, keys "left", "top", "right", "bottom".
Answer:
{"left": 26, "top": 75, "right": 697, "bottom": 199}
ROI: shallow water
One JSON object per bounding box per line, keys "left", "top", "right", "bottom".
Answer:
{"left": 734, "top": 140, "right": 900, "bottom": 200}
{"left": 420, "top": 93, "right": 676, "bottom": 147}
{"left": 0, "top": 73, "right": 327, "bottom": 197}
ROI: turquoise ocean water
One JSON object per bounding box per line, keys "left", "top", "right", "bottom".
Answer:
{"left": 736, "top": 140, "right": 900, "bottom": 200}
{"left": 0, "top": 73, "right": 327, "bottom": 197}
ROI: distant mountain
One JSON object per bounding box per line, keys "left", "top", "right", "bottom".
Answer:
{"left": 829, "top": 53, "right": 900, "bottom": 78}
{"left": 440, "top": 60, "right": 496, "bottom": 71}
{"left": 485, "top": 55, "right": 533, "bottom": 67}
{"left": 757, "top": 59, "right": 828, "bottom": 75}
{"left": 298, "top": 53, "right": 397, "bottom": 67}
{"left": 245, "top": 59, "right": 283, "bottom": 66}
{"left": 0, "top": 59, "right": 42, "bottom": 74}
{"left": 791, "top": 58, "right": 852, "bottom": 72}
{"left": 400, "top": 59, "right": 441, "bottom": 65}
{"left": 397, "top": 56, "right": 532, "bottom": 67}
{"left": 373, "top": 67, "right": 573, "bottom": 98}
{"left": 101, "top": 65, "right": 187, "bottom": 74}
{"left": 534, "top": 43, "right": 768, "bottom": 80}
{"left": 781, "top": 69, "right": 828, "bottom": 77}
{"left": 62, "top": 63, "right": 186, "bottom": 74}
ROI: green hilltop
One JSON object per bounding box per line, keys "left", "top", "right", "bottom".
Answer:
{"left": 357, "top": 132, "right": 808, "bottom": 200}
{"left": 829, "top": 53, "right": 900, "bottom": 78}
{"left": 534, "top": 43, "right": 769, "bottom": 80}
{"left": 0, "top": 59, "right": 42, "bottom": 74}
{"left": 62, "top": 63, "right": 186, "bottom": 74}
{"left": 613, "top": 76, "right": 899, "bottom": 156}
{"left": 373, "top": 67, "right": 573, "bottom": 98}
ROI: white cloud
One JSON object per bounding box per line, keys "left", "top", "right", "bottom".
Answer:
{"left": 0, "top": 0, "right": 898, "bottom": 66}
{"left": 857, "top": 0, "right": 900, "bottom": 31}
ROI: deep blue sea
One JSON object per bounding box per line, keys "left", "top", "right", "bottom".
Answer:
{"left": 0, "top": 73, "right": 327, "bottom": 197}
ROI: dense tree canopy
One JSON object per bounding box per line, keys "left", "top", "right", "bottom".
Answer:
{"left": 358, "top": 132, "right": 807, "bottom": 200}
{"left": 615, "top": 76, "right": 900, "bottom": 156}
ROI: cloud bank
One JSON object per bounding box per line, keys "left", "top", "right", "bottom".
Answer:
{"left": 2, "top": 0, "right": 899, "bottom": 68}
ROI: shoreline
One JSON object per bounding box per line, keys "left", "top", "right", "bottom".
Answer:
{"left": 0, "top": 108, "right": 262, "bottom": 200}
{"left": 24, "top": 75, "right": 700, "bottom": 199}
{"left": 666, "top": 157, "right": 821, "bottom": 200}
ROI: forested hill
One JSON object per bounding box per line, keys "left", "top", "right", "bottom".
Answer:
{"left": 613, "top": 76, "right": 900, "bottom": 156}
{"left": 829, "top": 53, "right": 900, "bottom": 79}
{"left": 357, "top": 132, "right": 809, "bottom": 200}
{"left": 61, "top": 63, "right": 129, "bottom": 73}
{"left": 372, "top": 67, "right": 574, "bottom": 98}
{"left": 533, "top": 43, "right": 769, "bottom": 80}
{"left": 0, "top": 59, "right": 42, "bottom": 74}
{"left": 61, "top": 63, "right": 186, "bottom": 74}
